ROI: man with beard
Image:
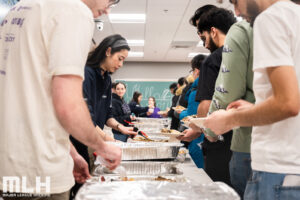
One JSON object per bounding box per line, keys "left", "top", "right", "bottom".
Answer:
{"left": 178, "top": 7, "right": 236, "bottom": 186}
{"left": 204, "top": 0, "right": 300, "bottom": 199}
{"left": 204, "top": 3, "right": 255, "bottom": 198}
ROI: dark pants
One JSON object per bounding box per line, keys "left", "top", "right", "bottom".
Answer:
{"left": 202, "top": 132, "right": 232, "bottom": 186}
{"left": 69, "top": 136, "right": 90, "bottom": 200}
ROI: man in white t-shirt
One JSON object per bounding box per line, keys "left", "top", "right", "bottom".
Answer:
{"left": 0, "top": 0, "right": 122, "bottom": 199}
{"left": 204, "top": 0, "right": 300, "bottom": 199}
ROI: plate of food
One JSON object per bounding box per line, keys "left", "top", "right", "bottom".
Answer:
{"left": 161, "top": 129, "right": 184, "bottom": 137}
{"left": 172, "top": 105, "right": 186, "bottom": 112}
{"left": 181, "top": 115, "right": 197, "bottom": 127}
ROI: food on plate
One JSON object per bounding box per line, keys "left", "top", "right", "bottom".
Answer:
{"left": 161, "top": 129, "right": 183, "bottom": 136}
{"left": 161, "top": 128, "right": 171, "bottom": 133}
{"left": 181, "top": 115, "right": 197, "bottom": 122}
{"left": 172, "top": 105, "right": 186, "bottom": 111}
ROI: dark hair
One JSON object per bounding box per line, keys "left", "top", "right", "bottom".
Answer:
{"left": 148, "top": 96, "right": 156, "bottom": 107}
{"left": 113, "top": 82, "right": 126, "bottom": 89}
{"left": 191, "top": 54, "right": 207, "bottom": 70}
{"left": 87, "top": 34, "right": 130, "bottom": 68}
{"left": 111, "top": 82, "right": 117, "bottom": 89}
{"left": 197, "top": 7, "right": 236, "bottom": 35}
{"left": 169, "top": 83, "right": 177, "bottom": 90}
{"left": 131, "top": 91, "right": 142, "bottom": 104}
{"left": 189, "top": 5, "right": 217, "bottom": 27}
{"left": 292, "top": 0, "right": 300, "bottom": 3}
{"left": 177, "top": 77, "right": 186, "bottom": 86}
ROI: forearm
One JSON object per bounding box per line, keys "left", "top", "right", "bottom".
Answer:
{"left": 70, "top": 143, "right": 80, "bottom": 160}
{"left": 106, "top": 118, "right": 123, "bottom": 131}
{"left": 96, "top": 126, "right": 115, "bottom": 142}
{"left": 52, "top": 75, "right": 105, "bottom": 150}
{"left": 229, "top": 95, "right": 299, "bottom": 127}
{"left": 197, "top": 100, "right": 211, "bottom": 117}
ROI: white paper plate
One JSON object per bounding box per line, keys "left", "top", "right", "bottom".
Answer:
{"left": 189, "top": 117, "right": 207, "bottom": 128}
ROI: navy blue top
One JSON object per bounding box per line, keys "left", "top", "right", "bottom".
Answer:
{"left": 70, "top": 66, "right": 113, "bottom": 168}
{"left": 83, "top": 66, "right": 113, "bottom": 129}
{"left": 128, "top": 101, "right": 148, "bottom": 117}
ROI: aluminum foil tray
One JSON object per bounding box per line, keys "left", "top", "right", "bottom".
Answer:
{"left": 75, "top": 181, "right": 240, "bottom": 200}
{"left": 135, "top": 117, "right": 170, "bottom": 124}
{"left": 130, "top": 135, "right": 170, "bottom": 142}
{"left": 94, "top": 161, "right": 182, "bottom": 176}
{"left": 109, "top": 142, "right": 183, "bottom": 160}
{"left": 87, "top": 175, "right": 187, "bottom": 183}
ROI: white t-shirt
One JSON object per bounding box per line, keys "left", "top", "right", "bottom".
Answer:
{"left": 0, "top": 0, "right": 94, "bottom": 194}
{"left": 252, "top": 1, "right": 300, "bottom": 174}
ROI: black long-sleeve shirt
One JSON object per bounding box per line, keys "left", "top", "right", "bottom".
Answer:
{"left": 70, "top": 66, "right": 113, "bottom": 166}
{"left": 111, "top": 93, "right": 131, "bottom": 141}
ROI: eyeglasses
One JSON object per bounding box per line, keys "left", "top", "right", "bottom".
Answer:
{"left": 108, "top": 0, "right": 120, "bottom": 8}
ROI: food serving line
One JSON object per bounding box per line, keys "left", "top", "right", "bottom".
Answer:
{"left": 76, "top": 118, "right": 240, "bottom": 200}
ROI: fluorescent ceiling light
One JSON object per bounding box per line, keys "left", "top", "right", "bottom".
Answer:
{"left": 109, "top": 14, "right": 146, "bottom": 23}
{"left": 188, "top": 52, "right": 210, "bottom": 58}
{"left": 128, "top": 52, "right": 144, "bottom": 57}
{"left": 127, "top": 40, "right": 145, "bottom": 46}
{"left": 197, "top": 41, "right": 204, "bottom": 47}
{"left": 0, "top": 6, "right": 10, "bottom": 19}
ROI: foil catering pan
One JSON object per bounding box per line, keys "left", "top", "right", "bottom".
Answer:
{"left": 87, "top": 175, "right": 187, "bottom": 183}
{"left": 109, "top": 142, "right": 183, "bottom": 160}
{"left": 94, "top": 161, "right": 182, "bottom": 176}
{"left": 75, "top": 181, "right": 240, "bottom": 200}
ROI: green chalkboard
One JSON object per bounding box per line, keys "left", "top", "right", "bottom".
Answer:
{"left": 115, "top": 80, "right": 175, "bottom": 111}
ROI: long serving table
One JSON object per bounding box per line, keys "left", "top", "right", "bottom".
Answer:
{"left": 180, "top": 155, "right": 213, "bottom": 184}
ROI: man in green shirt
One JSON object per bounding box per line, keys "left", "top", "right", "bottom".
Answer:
{"left": 204, "top": 18, "right": 255, "bottom": 199}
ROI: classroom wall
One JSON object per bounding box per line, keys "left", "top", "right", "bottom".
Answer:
{"left": 111, "top": 61, "right": 191, "bottom": 81}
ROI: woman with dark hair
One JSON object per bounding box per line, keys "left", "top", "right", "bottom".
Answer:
{"left": 70, "top": 34, "right": 137, "bottom": 197}
{"left": 129, "top": 91, "right": 149, "bottom": 117}
{"left": 147, "top": 96, "right": 162, "bottom": 118}
{"left": 111, "top": 82, "right": 136, "bottom": 142}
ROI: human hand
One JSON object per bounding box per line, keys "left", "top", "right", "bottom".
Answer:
{"left": 130, "top": 115, "right": 136, "bottom": 121}
{"left": 72, "top": 154, "right": 91, "bottom": 184}
{"left": 176, "top": 128, "right": 201, "bottom": 142}
{"left": 96, "top": 142, "right": 122, "bottom": 170}
{"left": 119, "top": 126, "right": 138, "bottom": 136}
{"left": 204, "top": 109, "right": 236, "bottom": 135}
{"left": 227, "top": 99, "right": 254, "bottom": 111}
{"left": 189, "top": 122, "right": 203, "bottom": 133}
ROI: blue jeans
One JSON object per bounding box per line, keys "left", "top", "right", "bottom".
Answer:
{"left": 229, "top": 151, "right": 252, "bottom": 199}
{"left": 244, "top": 170, "right": 300, "bottom": 200}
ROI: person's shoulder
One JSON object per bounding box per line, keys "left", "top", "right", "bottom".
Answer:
{"left": 229, "top": 21, "right": 252, "bottom": 36}
{"left": 45, "top": 0, "right": 93, "bottom": 19}
{"left": 256, "top": 1, "right": 295, "bottom": 23}
{"left": 84, "top": 66, "right": 97, "bottom": 79}
{"left": 206, "top": 47, "right": 222, "bottom": 62}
